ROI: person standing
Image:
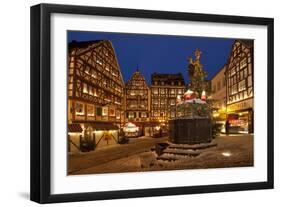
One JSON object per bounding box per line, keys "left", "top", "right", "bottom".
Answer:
{"left": 225, "top": 119, "right": 230, "bottom": 135}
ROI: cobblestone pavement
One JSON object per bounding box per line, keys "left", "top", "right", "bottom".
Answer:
{"left": 68, "top": 134, "right": 253, "bottom": 175}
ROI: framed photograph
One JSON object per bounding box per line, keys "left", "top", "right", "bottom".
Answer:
{"left": 30, "top": 3, "right": 274, "bottom": 203}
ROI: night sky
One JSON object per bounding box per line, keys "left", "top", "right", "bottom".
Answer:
{"left": 68, "top": 31, "right": 234, "bottom": 84}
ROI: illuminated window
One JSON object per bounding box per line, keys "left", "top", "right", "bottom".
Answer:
{"left": 83, "top": 83, "right": 88, "bottom": 93}
{"left": 102, "top": 107, "right": 108, "bottom": 116}
{"left": 178, "top": 89, "right": 183, "bottom": 95}
{"left": 170, "top": 89, "right": 175, "bottom": 94}
{"left": 153, "top": 99, "right": 159, "bottom": 105}
{"left": 75, "top": 102, "right": 84, "bottom": 115}
{"left": 87, "top": 105, "right": 95, "bottom": 116}
{"left": 160, "top": 89, "right": 165, "bottom": 94}
{"left": 96, "top": 59, "right": 103, "bottom": 65}
{"left": 141, "top": 112, "right": 147, "bottom": 118}
{"left": 92, "top": 71, "right": 97, "bottom": 78}
{"left": 152, "top": 88, "right": 158, "bottom": 95}
{"left": 230, "top": 67, "right": 236, "bottom": 76}
{"left": 116, "top": 110, "right": 120, "bottom": 119}
{"left": 128, "top": 112, "right": 135, "bottom": 119}
{"left": 130, "top": 90, "right": 135, "bottom": 96}
{"left": 170, "top": 99, "right": 175, "bottom": 105}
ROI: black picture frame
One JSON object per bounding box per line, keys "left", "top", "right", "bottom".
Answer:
{"left": 30, "top": 3, "right": 274, "bottom": 204}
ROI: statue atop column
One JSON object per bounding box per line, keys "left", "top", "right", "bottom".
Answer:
{"left": 188, "top": 49, "right": 208, "bottom": 97}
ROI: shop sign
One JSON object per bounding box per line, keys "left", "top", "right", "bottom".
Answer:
{"left": 227, "top": 99, "right": 253, "bottom": 112}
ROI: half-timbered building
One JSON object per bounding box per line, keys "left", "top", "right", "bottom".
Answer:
{"left": 125, "top": 69, "right": 150, "bottom": 136}
{"left": 67, "top": 40, "right": 125, "bottom": 151}
{"left": 150, "top": 73, "right": 186, "bottom": 127}
{"left": 225, "top": 40, "right": 254, "bottom": 134}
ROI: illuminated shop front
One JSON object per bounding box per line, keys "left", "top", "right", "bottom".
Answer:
{"left": 68, "top": 122, "right": 119, "bottom": 152}
{"left": 227, "top": 99, "right": 254, "bottom": 134}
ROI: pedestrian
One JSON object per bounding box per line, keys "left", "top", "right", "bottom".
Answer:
{"left": 225, "top": 119, "right": 230, "bottom": 135}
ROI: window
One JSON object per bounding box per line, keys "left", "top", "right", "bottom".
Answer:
{"left": 244, "top": 68, "right": 248, "bottom": 77}
{"left": 83, "top": 83, "right": 88, "bottom": 93}
{"left": 75, "top": 102, "right": 84, "bottom": 115}
{"left": 102, "top": 107, "right": 108, "bottom": 116}
{"left": 116, "top": 110, "right": 120, "bottom": 119}
{"left": 152, "top": 88, "right": 158, "bottom": 95}
{"left": 128, "top": 112, "right": 135, "bottom": 119}
{"left": 232, "top": 84, "right": 238, "bottom": 94}
{"left": 141, "top": 112, "right": 147, "bottom": 118}
{"left": 96, "top": 107, "right": 102, "bottom": 116}
{"left": 230, "top": 67, "right": 236, "bottom": 76}
{"left": 96, "top": 59, "right": 103, "bottom": 65}
{"left": 240, "top": 58, "right": 247, "bottom": 69}
{"left": 87, "top": 105, "right": 95, "bottom": 116}
{"left": 170, "top": 99, "right": 176, "bottom": 105}
{"left": 178, "top": 89, "right": 183, "bottom": 95}
{"left": 238, "top": 80, "right": 246, "bottom": 91}
{"left": 130, "top": 90, "right": 135, "bottom": 96}
{"left": 240, "top": 71, "right": 244, "bottom": 81}
{"left": 170, "top": 89, "right": 175, "bottom": 94}
{"left": 160, "top": 89, "right": 165, "bottom": 94}
{"left": 92, "top": 70, "right": 97, "bottom": 78}
{"left": 153, "top": 99, "right": 159, "bottom": 105}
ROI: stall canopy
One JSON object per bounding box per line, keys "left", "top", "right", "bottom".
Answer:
{"left": 68, "top": 124, "right": 83, "bottom": 133}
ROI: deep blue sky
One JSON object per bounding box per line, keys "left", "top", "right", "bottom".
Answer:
{"left": 68, "top": 31, "right": 234, "bottom": 84}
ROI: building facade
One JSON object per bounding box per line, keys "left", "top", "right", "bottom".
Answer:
{"left": 125, "top": 69, "right": 150, "bottom": 136}
{"left": 225, "top": 40, "right": 254, "bottom": 134}
{"left": 67, "top": 40, "right": 125, "bottom": 151}
{"left": 210, "top": 65, "right": 227, "bottom": 121}
{"left": 150, "top": 73, "right": 186, "bottom": 125}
